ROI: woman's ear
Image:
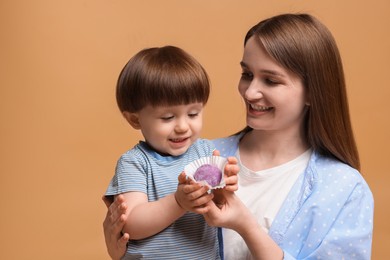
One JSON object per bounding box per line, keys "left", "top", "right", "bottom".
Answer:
{"left": 305, "top": 96, "right": 310, "bottom": 106}
{"left": 123, "top": 111, "right": 141, "bottom": 129}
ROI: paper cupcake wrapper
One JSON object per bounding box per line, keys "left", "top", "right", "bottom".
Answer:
{"left": 184, "top": 155, "right": 227, "bottom": 189}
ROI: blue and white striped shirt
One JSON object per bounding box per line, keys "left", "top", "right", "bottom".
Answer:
{"left": 106, "top": 139, "right": 221, "bottom": 259}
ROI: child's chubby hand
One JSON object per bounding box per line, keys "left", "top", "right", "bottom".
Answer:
{"left": 175, "top": 172, "right": 214, "bottom": 214}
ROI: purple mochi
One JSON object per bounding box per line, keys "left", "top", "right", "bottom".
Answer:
{"left": 193, "top": 164, "right": 222, "bottom": 187}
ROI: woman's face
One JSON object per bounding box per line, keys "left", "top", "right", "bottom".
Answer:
{"left": 238, "top": 37, "right": 308, "bottom": 134}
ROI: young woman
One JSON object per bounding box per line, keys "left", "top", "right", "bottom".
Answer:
{"left": 103, "top": 13, "right": 374, "bottom": 259}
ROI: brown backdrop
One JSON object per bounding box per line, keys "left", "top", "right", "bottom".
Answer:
{"left": 1, "top": 0, "right": 389, "bottom": 259}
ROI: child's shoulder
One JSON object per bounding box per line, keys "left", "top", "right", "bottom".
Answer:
{"left": 117, "top": 142, "right": 151, "bottom": 162}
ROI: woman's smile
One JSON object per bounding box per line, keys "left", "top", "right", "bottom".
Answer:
{"left": 249, "top": 103, "right": 273, "bottom": 112}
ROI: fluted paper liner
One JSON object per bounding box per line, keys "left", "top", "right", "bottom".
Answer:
{"left": 184, "top": 156, "right": 227, "bottom": 189}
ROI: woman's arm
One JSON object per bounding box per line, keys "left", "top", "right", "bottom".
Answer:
{"left": 287, "top": 179, "right": 374, "bottom": 259}
{"left": 204, "top": 192, "right": 283, "bottom": 260}
{"left": 102, "top": 195, "right": 129, "bottom": 260}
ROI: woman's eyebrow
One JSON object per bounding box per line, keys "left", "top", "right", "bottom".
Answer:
{"left": 240, "top": 61, "right": 285, "bottom": 78}
{"left": 239, "top": 61, "right": 248, "bottom": 68}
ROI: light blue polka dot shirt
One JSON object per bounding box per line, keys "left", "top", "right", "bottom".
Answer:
{"left": 213, "top": 134, "right": 374, "bottom": 260}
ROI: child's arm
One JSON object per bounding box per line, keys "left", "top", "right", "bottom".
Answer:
{"left": 121, "top": 181, "right": 212, "bottom": 239}
{"left": 121, "top": 191, "right": 186, "bottom": 240}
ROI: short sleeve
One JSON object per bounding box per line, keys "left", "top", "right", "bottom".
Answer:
{"left": 105, "top": 149, "right": 149, "bottom": 196}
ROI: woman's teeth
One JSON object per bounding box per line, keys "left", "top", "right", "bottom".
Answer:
{"left": 250, "top": 104, "right": 272, "bottom": 111}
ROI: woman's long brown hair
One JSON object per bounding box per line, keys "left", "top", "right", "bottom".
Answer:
{"left": 241, "top": 13, "right": 360, "bottom": 170}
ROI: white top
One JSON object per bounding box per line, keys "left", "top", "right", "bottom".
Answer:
{"left": 223, "top": 149, "right": 312, "bottom": 260}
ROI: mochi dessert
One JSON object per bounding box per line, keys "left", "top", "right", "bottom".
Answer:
{"left": 193, "top": 164, "right": 222, "bottom": 187}
{"left": 184, "top": 156, "right": 227, "bottom": 189}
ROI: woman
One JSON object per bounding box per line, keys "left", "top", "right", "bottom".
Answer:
{"left": 103, "top": 13, "right": 373, "bottom": 259}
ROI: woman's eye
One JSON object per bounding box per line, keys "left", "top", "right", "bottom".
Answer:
{"left": 265, "top": 78, "right": 279, "bottom": 85}
{"left": 241, "top": 72, "right": 253, "bottom": 80}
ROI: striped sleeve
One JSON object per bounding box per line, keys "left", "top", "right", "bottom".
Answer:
{"left": 105, "top": 147, "right": 148, "bottom": 196}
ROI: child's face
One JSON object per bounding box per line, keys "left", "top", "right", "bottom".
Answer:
{"left": 133, "top": 102, "right": 204, "bottom": 156}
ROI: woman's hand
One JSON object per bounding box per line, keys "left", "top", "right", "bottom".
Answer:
{"left": 203, "top": 191, "right": 249, "bottom": 232}
{"left": 203, "top": 190, "right": 284, "bottom": 259}
{"left": 102, "top": 195, "right": 129, "bottom": 260}
{"left": 213, "top": 150, "right": 239, "bottom": 205}
{"left": 223, "top": 156, "right": 239, "bottom": 192}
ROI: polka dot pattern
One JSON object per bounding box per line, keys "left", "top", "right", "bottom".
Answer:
{"left": 213, "top": 135, "right": 374, "bottom": 260}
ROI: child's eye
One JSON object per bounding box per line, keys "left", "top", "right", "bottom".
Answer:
{"left": 161, "top": 115, "right": 174, "bottom": 121}
{"left": 188, "top": 112, "right": 199, "bottom": 118}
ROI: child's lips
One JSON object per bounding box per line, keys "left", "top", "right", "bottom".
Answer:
{"left": 170, "top": 137, "right": 189, "bottom": 143}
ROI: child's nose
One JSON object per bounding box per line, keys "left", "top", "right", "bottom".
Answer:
{"left": 175, "top": 118, "right": 189, "bottom": 132}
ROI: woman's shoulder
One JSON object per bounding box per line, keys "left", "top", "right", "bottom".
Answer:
{"left": 212, "top": 133, "right": 243, "bottom": 157}
{"left": 312, "top": 153, "right": 359, "bottom": 175}
{"left": 310, "top": 152, "right": 371, "bottom": 192}
{"left": 191, "top": 138, "right": 215, "bottom": 155}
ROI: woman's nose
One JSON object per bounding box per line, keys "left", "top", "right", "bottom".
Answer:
{"left": 244, "top": 80, "right": 263, "bottom": 101}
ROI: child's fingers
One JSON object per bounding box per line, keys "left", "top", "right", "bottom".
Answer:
{"left": 184, "top": 184, "right": 210, "bottom": 199}
{"left": 190, "top": 192, "right": 214, "bottom": 207}
{"left": 178, "top": 172, "right": 188, "bottom": 184}
{"left": 192, "top": 204, "right": 211, "bottom": 214}
{"left": 181, "top": 182, "right": 201, "bottom": 193}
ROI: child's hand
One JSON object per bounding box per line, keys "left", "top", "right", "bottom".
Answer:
{"left": 175, "top": 172, "right": 214, "bottom": 214}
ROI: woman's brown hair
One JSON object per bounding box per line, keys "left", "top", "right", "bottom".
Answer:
{"left": 116, "top": 45, "right": 210, "bottom": 113}
{"left": 242, "top": 13, "right": 360, "bottom": 170}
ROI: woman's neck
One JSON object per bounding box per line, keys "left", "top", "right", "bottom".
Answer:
{"left": 238, "top": 129, "right": 310, "bottom": 171}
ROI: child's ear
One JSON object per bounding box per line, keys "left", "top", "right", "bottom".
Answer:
{"left": 123, "top": 111, "right": 141, "bottom": 129}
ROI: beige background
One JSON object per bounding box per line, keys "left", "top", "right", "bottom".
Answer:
{"left": 1, "top": 0, "right": 389, "bottom": 259}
